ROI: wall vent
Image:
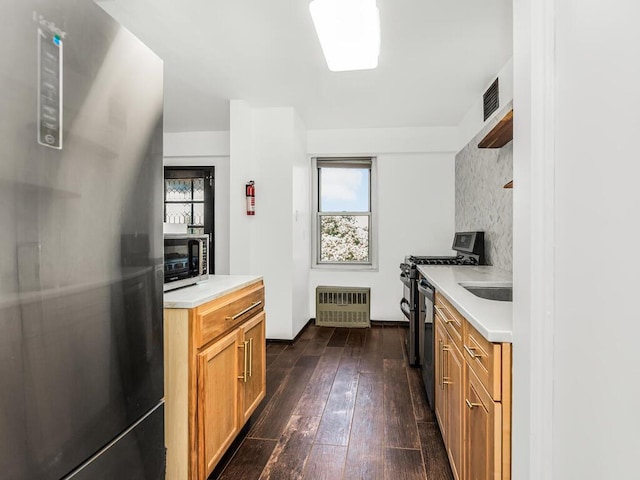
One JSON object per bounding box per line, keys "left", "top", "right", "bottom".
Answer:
{"left": 483, "top": 78, "right": 500, "bottom": 121}
{"left": 315, "top": 286, "right": 370, "bottom": 328}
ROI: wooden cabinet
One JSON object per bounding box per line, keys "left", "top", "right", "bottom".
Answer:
{"left": 435, "top": 302, "right": 465, "bottom": 480}
{"left": 434, "top": 319, "right": 447, "bottom": 439}
{"left": 165, "top": 280, "right": 266, "bottom": 480}
{"left": 465, "top": 368, "right": 501, "bottom": 480}
{"left": 239, "top": 312, "right": 266, "bottom": 424}
{"left": 434, "top": 293, "right": 512, "bottom": 480}
{"left": 462, "top": 319, "right": 511, "bottom": 480}
{"left": 446, "top": 338, "right": 464, "bottom": 480}
{"left": 197, "top": 329, "right": 241, "bottom": 479}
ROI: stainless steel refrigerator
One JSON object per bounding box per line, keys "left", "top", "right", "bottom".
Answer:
{"left": 0, "top": 1, "right": 165, "bottom": 478}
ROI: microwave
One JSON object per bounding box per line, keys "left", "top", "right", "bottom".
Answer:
{"left": 163, "top": 234, "right": 209, "bottom": 292}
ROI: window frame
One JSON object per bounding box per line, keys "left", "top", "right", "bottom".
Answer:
{"left": 311, "top": 156, "right": 378, "bottom": 270}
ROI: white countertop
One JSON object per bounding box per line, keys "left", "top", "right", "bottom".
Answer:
{"left": 163, "top": 275, "right": 263, "bottom": 309}
{"left": 417, "top": 266, "right": 513, "bottom": 343}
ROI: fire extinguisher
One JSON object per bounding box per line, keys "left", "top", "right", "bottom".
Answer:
{"left": 246, "top": 181, "right": 255, "bottom": 215}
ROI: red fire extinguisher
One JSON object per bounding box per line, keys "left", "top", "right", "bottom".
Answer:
{"left": 246, "top": 181, "right": 255, "bottom": 215}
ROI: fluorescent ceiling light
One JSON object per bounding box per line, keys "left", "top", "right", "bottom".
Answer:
{"left": 309, "top": 0, "right": 380, "bottom": 72}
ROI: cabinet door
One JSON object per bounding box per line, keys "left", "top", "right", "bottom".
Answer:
{"left": 465, "top": 368, "right": 502, "bottom": 480}
{"left": 197, "top": 329, "right": 241, "bottom": 480}
{"left": 239, "top": 312, "right": 266, "bottom": 424}
{"left": 446, "top": 342, "right": 464, "bottom": 480}
{"left": 434, "top": 318, "right": 448, "bottom": 438}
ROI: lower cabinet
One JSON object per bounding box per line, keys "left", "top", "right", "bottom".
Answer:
{"left": 446, "top": 338, "right": 464, "bottom": 480}
{"left": 434, "top": 320, "right": 447, "bottom": 441}
{"left": 434, "top": 293, "right": 512, "bottom": 480}
{"left": 435, "top": 304, "right": 464, "bottom": 480}
{"left": 239, "top": 313, "right": 267, "bottom": 424}
{"left": 465, "top": 368, "right": 501, "bottom": 480}
{"left": 197, "top": 328, "right": 240, "bottom": 479}
{"left": 164, "top": 280, "right": 266, "bottom": 480}
{"left": 197, "top": 312, "right": 266, "bottom": 478}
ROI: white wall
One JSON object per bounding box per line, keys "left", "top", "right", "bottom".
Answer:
{"left": 164, "top": 131, "right": 230, "bottom": 157}
{"left": 291, "top": 112, "right": 311, "bottom": 336}
{"left": 512, "top": 0, "right": 535, "bottom": 476}
{"left": 307, "top": 126, "right": 459, "bottom": 154}
{"left": 513, "top": 2, "right": 640, "bottom": 478}
{"left": 307, "top": 128, "right": 456, "bottom": 321}
{"left": 458, "top": 57, "right": 514, "bottom": 150}
{"left": 164, "top": 131, "right": 231, "bottom": 274}
{"left": 229, "top": 101, "right": 254, "bottom": 274}
{"left": 249, "top": 108, "right": 295, "bottom": 339}
{"left": 551, "top": 3, "right": 640, "bottom": 478}
{"left": 229, "top": 102, "right": 309, "bottom": 339}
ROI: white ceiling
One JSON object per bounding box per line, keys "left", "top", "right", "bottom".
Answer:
{"left": 97, "top": 0, "right": 512, "bottom": 133}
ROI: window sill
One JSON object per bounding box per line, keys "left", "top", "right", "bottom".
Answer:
{"left": 312, "top": 263, "right": 378, "bottom": 272}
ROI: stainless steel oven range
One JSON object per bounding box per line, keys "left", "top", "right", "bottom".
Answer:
{"left": 399, "top": 231, "right": 485, "bottom": 408}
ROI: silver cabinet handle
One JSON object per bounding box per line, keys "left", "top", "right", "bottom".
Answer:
{"left": 248, "top": 337, "right": 253, "bottom": 378}
{"left": 466, "top": 398, "right": 482, "bottom": 409}
{"left": 238, "top": 340, "right": 249, "bottom": 383}
{"left": 442, "top": 345, "right": 452, "bottom": 385}
{"left": 464, "top": 344, "right": 481, "bottom": 360}
{"left": 226, "top": 301, "right": 262, "bottom": 321}
{"left": 434, "top": 305, "right": 452, "bottom": 324}
{"left": 439, "top": 338, "right": 444, "bottom": 389}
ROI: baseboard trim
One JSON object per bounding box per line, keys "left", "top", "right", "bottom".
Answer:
{"left": 266, "top": 318, "right": 315, "bottom": 345}
{"left": 370, "top": 319, "right": 409, "bottom": 327}
{"left": 266, "top": 318, "right": 408, "bottom": 344}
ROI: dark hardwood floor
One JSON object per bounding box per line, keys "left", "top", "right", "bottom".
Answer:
{"left": 212, "top": 324, "right": 453, "bottom": 480}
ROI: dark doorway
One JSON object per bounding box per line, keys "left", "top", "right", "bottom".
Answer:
{"left": 164, "top": 167, "right": 215, "bottom": 273}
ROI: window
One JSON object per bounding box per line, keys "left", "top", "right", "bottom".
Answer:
{"left": 312, "top": 157, "right": 376, "bottom": 268}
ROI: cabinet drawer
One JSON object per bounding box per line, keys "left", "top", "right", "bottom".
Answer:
{"left": 463, "top": 320, "right": 502, "bottom": 401}
{"left": 195, "top": 281, "right": 264, "bottom": 348}
{"left": 435, "top": 293, "right": 464, "bottom": 351}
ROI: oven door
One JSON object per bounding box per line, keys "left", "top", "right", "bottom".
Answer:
{"left": 164, "top": 238, "right": 202, "bottom": 284}
{"left": 164, "top": 239, "right": 190, "bottom": 283}
{"left": 400, "top": 268, "right": 420, "bottom": 365}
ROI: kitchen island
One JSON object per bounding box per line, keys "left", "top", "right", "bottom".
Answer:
{"left": 164, "top": 275, "right": 265, "bottom": 480}
{"left": 164, "top": 274, "right": 263, "bottom": 309}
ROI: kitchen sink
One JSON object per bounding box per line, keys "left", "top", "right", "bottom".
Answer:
{"left": 458, "top": 282, "right": 513, "bottom": 302}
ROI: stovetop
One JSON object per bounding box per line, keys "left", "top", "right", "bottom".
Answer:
{"left": 405, "top": 255, "right": 479, "bottom": 266}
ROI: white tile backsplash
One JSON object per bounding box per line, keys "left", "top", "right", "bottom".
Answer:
{"left": 455, "top": 104, "right": 513, "bottom": 271}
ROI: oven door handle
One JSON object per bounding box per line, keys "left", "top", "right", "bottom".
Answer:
{"left": 400, "top": 299, "right": 411, "bottom": 320}
{"left": 417, "top": 282, "right": 434, "bottom": 299}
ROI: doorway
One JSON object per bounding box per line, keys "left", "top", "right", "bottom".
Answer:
{"left": 164, "top": 167, "right": 215, "bottom": 273}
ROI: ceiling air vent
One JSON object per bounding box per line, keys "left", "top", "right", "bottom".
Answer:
{"left": 483, "top": 78, "right": 499, "bottom": 121}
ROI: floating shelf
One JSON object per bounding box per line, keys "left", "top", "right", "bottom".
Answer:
{"left": 478, "top": 109, "right": 513, "bottom": 148}
{"left": 503, "top": 180, "right": 513, "bottom": 189}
